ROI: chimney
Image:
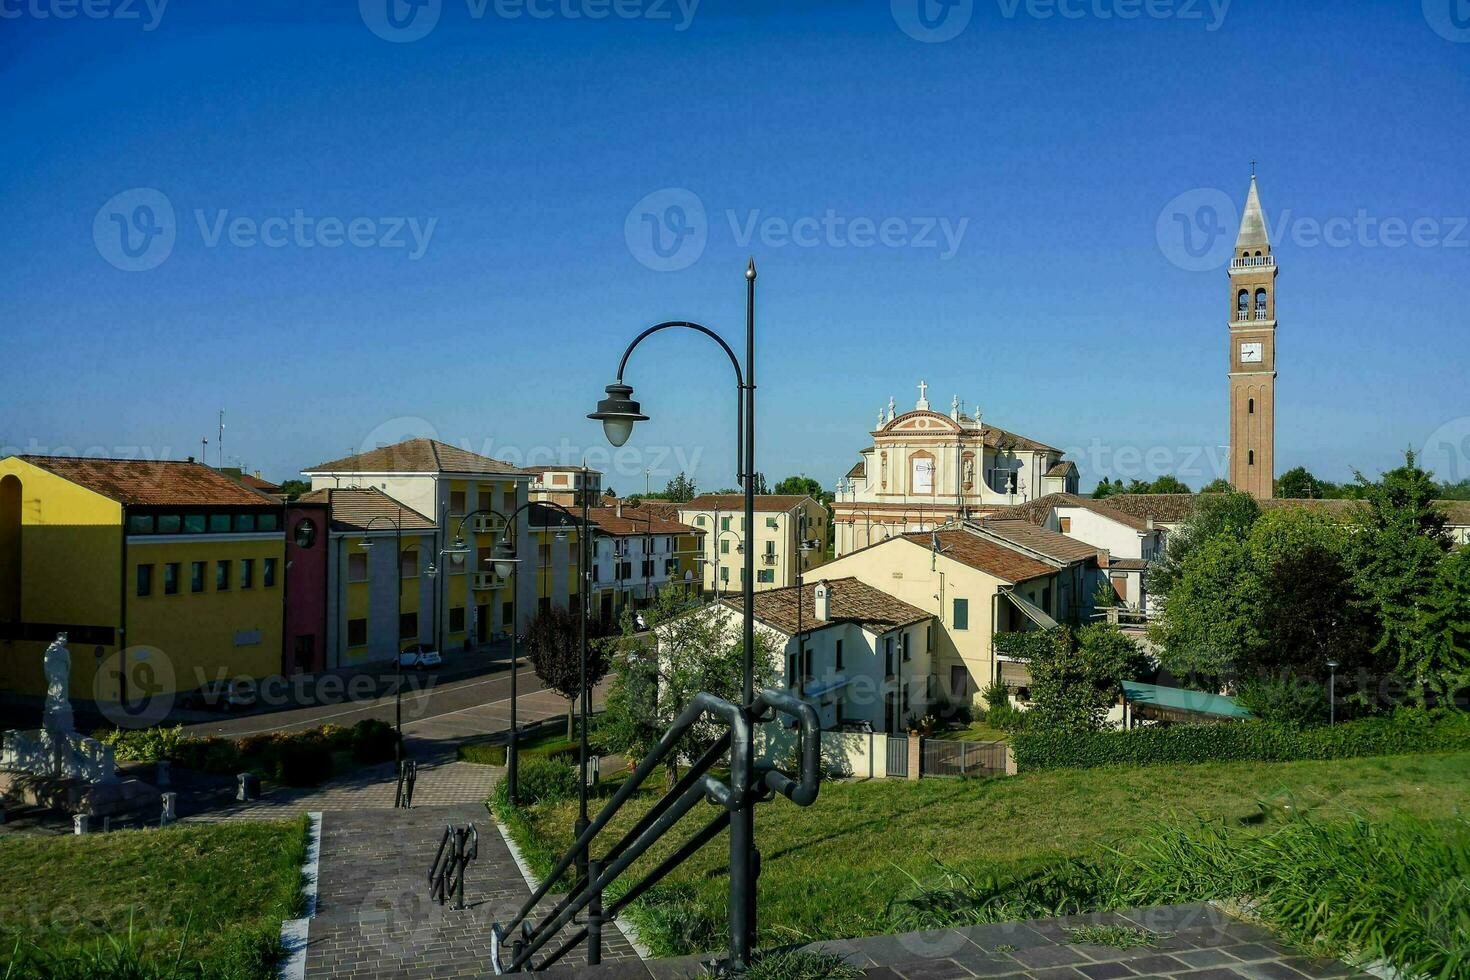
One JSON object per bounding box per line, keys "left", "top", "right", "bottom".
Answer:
{"left": 813, "top": 580, "right": 830, "bottom": 622}
{"left": 615, "top": 500, "right": 622, "bottom": 518}
{"left": 1145, "top": 515, "right": 1155, "bottom": 531}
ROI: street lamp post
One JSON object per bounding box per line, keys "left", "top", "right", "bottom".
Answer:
{"left": 588, "top": 259, "right": 761, "bottom": 969}
{"left": 1326, "top": 659, "right": 1340, "bottom": 725}
{"left": 358, "top": 512, "right": 405, "bottom": 774}
{"left": 443, "top": 500, "right": 585, "bottom": 808}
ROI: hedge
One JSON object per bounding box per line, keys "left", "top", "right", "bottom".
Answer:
{"left": 1010, "top": 708, "right": 1470, "bottom": 772}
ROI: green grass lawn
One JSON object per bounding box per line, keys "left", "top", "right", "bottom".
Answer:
{"left": 458, "top": 713, "right": 603, "bottom": 766}
{"left": 943, "top": 721, "right": 1010, "bottom": 743}
{"left": 510, "top": 750, "right": 1470, "bottom": 955}
{"left": 0, "top": 818, "right": 307, "bottom": 979}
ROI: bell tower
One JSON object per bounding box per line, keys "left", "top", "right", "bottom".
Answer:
{"left": 1228, "top": 173, "right": 1277, "bottom": 499}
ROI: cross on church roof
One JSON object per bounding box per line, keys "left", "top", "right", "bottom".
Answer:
{"left": 916, "top": 379, "right": 929, "bottom": 410}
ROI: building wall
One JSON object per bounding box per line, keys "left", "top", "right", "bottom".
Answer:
{"left": 681, "top": 498, "right": 828, "bottom": 593}
{"left": 284, "top": 503, "right": 329, "bottom": 674}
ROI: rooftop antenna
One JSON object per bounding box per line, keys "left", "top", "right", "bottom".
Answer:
{"left": 201, "top": 437, "right": 208, "bottom": 462}
{"left": 217, "top": 410, "right": 225, "bottom": 469}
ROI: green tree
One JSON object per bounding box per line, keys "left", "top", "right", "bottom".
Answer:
{"left": 663, "top": 472, "right": 697, "bottom": 503}
{"left": 773, "top": 475, "right": 823, "bottom": 499}
{"left": 1091, "top": 477, "right": 1119, "bottom": 499}
{"left": 1146, "top": 489, "right": 1260, "bottom": 602}
{"left": 1276, "top": 466, "right": 1327, "bottom": 499}
{"left": 1348, "top": 451, "right": 1453, "bottom": 695}
{"left": 1200, "top": 478, "right": 1234, "bottom": 494}
{"left": 1407, "top": 545, "right": 1470, "bottom": 703}
{"left": 1024, "top": 625, "right": 1145, "bottom": 732}
{"left": 1152, "top": 534, "right": 1262, "bottom": 685}
{"left": 600, "top": 589, "right": 776, "bottom": 781}
{"left": 1148, "top": 475, "right": 1192, "bottom": 494}
{"left": 277, "top": 478, "right": 310, "bottom": 500}
{"left": 523, "top": 605, "right": 609, "bottom": 739}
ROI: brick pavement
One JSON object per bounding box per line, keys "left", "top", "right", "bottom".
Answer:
{"left": 303, "top": 803, "right": 637, "bottom": 979}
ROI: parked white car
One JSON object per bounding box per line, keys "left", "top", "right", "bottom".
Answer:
{"left": 397, "top": 644, "right": 442, "bottom": 670}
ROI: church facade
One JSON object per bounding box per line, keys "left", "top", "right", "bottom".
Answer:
{"left": 833, "top": 382, "right": 1079, "bottom": 557}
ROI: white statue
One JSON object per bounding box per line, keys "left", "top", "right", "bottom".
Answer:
{"left": 43, "top": 632, "right": 74, "bottom": 735}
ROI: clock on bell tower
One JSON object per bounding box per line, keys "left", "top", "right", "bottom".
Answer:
{"left": 1228, "top": 173, "right": 1277, "bottom": 499}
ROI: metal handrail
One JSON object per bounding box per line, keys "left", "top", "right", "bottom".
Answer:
{"left": 491, "top": 687, "right": 820, "bottom": 973}
{"left": 395, "top": 758, "right": 417, "bottom": 809}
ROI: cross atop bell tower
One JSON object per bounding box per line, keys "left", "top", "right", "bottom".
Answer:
{"left": 1228, "top": 172, "right": 1278, "bottom": 499}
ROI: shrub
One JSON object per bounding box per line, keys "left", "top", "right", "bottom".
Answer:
{"left": 350, "top": 718, "right": 399, "bottom": 763}
{"left": 515, "top": 758, "right": 580, "bottom": 805}
{"left": 1234, "top": 674, "right": 1328, "bottom": 727}
{"left": 273, "top": 737, "right": 334, "bottom": 786}
{"left": 1011, "top": 707, "right": 1470, "bottom": 772}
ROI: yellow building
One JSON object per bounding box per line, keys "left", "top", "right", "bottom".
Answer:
{"left": 301, "top": 439, "right": 539, "bottom": 652}
{"left": 0, "top": 455, "right": 285, "bottom": 703}
{"left": 678, "top": 494, "right": 828, "bottom": 595}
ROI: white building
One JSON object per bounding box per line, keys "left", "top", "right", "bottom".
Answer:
{"left": 677, "top": 494, "right": 828, "bottom": 594}
{"left": 706, "top": 577, "right": 934, "bottom": 733}
{"left": 834, "top": 381, "right": 1079, "bottom": 556}
{"left": 582, "top": 502, "right": 702, "bottom": 625}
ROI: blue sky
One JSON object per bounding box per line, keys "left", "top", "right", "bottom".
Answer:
{"left": 2, "top": 0, "right": 1468, "bottom": 494}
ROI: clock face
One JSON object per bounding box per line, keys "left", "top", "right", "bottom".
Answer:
{"left": 1240, "top": 342, "right": 1264, "bottom": 364}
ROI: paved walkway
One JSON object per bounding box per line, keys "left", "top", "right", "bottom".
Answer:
{"left": 304, "top": 803, "right": 637, "bottom": 979}
{"left": 540, "top": 903, "right": 1370, "bottom": 980}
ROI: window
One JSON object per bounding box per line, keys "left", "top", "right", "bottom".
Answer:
{"left": 592, "top": 565, "right": 601, "bottom": 583}
{"left": 786, "top": 654, "right": 797, "bottom": 687}
{"left": 191, "top": 561, "right": 205, "bottom": 593}
{"left": 235, "top": 514, "right": 256, "bottom": 532}
{"left": 1059, "top": 516, "right": 1072, "bottom": 533}
{"left": 766, "top": 516, "right": 778, "bottom": 529}
{"left": 1248, "top": 398, "right": 1255, "bottom": 414}
{"left": 127, "top": 514, "right": 154, "bottom": 534}
{"left": 240, "top": 558, "right": 255, "bottom": 589}
{"left": 347, "top": 618, "right": 368, "bottom": 647}
{"left": 1042, "top": 585, "right": 1052, "bottom": 613}
{"left": 1248, "top": 450, "right": 1256, "bottom": 466}
{"left": 136, "top": 564, "right": 153, "bottom": 597}
{"left": 184, "top": 514, "right": 206, "bottom": 533}
{"left": 721, "top": 540, "right": 730, "bottom": 555}
{"left": 502, "top": 601, "right": 513, "bottom": 628}
{"left": 720, "top": 566, "right": 730, "bottom": 584}
{"left": 209, "top": 513, "right": 231, "bottom": 533}
{"left": 400, "top": 549, "right": 418, "bottom": 578}
{"left": 294, "top": 518, "right": 317, "bottom": 548}
{"left": 163, "top": 562, "right": 179, "bottom": 595}
{"left": 720, "top": 516, "right": 730, "bottom": 532}
{"left": 901, "top": 631, "right": 911, "bottom": 661}
{"left": 696, "top": 516, "right": 708, "bottom": 527}
{"left": 257, "top": 512, "right": 279, "bottom": 532}
{"left": 264, "top": 558, "right": 277, "bottom": 587}
{"left": 450, "top": 490, "right": 467, "bottom": 516}
{"left": 157, "top": 514, "right": 181, "bottom": 534}
{"left": 399, "top": 611, "right": 418, "bottom": 640}
{"left": 885, "top": 637, "right": 895, "bottom": 677}
{"left": 450, "top": 607, "right": 466, "bottom": 632}
{"left": 216, "top": 560, "right": 231, "bottom": 590}
{"left": 952, "top": 597, "right": 969, "bottom": 630}
{"left": 478, "top": 489, "right": 493, "bottom": 512}
{"left": 950, "top": 665, "right": 968, "bottom": 699}
{"left": 757, "top": 569, "right": 774, "bottom": 583}
{"left": 835, "top": 639, "right": 844, "bottom": 670}
{"left": 348, "top": 552, "right": 368, "bottom": 582}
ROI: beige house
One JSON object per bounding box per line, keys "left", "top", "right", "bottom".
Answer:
{"left": 529, "top": 465, "right": 602, "bottom": 508}
{"left": 818, "top": 523, "right": 1101, "bottom": 706}
{"left": 834, "top": 381, "right": 1079, "bottom": 557}
{"left": 677, "top": 494, "right": 828, "bottom": 595}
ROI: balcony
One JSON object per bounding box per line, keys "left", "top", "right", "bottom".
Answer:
{"left": 762, "top": 554, "right": 777, "bottom": 566}
{"left": 472, "top": 571, "right": 507, "bottom": 591}
{"left": 1234, "top": 308, "right": 1271, "bottom": 323}
{"left": 1229, "top": 254, "right": 1275, "bottom": 272}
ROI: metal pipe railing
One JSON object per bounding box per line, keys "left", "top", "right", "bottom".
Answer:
{"left": 491, "top": 686, "right": 820, "bottom": 973}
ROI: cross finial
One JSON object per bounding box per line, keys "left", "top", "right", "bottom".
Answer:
{"left": 1250, "top": 159, "right": 1257, "bottom": 178}
{"left": 916, "top": 380, "right": 929, "bottom": 410}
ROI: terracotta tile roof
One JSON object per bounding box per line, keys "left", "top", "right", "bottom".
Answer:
{"left": 1438, "top": 500, "right": 1470, "bottom": 526}
{"left": 629, "top": 501, "right": 684, "bottom": 522}
{"left": 304, "top": 439, "right": 530, "bottom": 476}
{"left": 980, "top": 424, "right": 1062, "bottom": 455}
{"left": 537, "top": 465, "right": 603, "bottom": 474}
{"left": 999, "top": 493, "right": 1152, "bottom": 532}
{"left": 19, "top": 456, "right": 280, "bottom": 508}
{"left": 684, "top": 494, "right": 816, "bottom": 513}
{"left": 846, "top": 460, "right": 867, "bottom": 479}
{"left": 1091, "top": 493, "right": 1201, "bottom": 526}
{"left": 721, "top": 576, "right": 930, "bottom": 636}
{"left": 296, "top": 487, "right": 436, "bottom": 532}
{"left": 979, "top": 518, "right": 1102, "bottom": 564}
{"left": 1045, "top": 460, "right": 1077, "bottom": 477}
{"left": 238, "top": 473, "right": 281, "bottom": 492}
{"left": 584, "top": 506, "right": 699, "bottom": 536}
{"left": 901, "top": 529, "right": 1057, "bottom": 584}
{"left": 1105, "top": 557, "right": 1149, "bottom": 571}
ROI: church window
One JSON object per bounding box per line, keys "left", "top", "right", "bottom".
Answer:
{"left": 1248, "top": 450, "right": 1255, "bottom": 466}
{"left": 1254, "top": 289, "right": 1268, "bottom": 316}
{"left": 1248, "top": 398, "right": 1255, "bottom": 414}
{"left": 1237, "top": 290, "right": 1248, "bottom": 312}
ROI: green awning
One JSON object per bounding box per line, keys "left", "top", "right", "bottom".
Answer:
{"left": 1122, "top": 681, "right": 1251, "bottom": 720}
